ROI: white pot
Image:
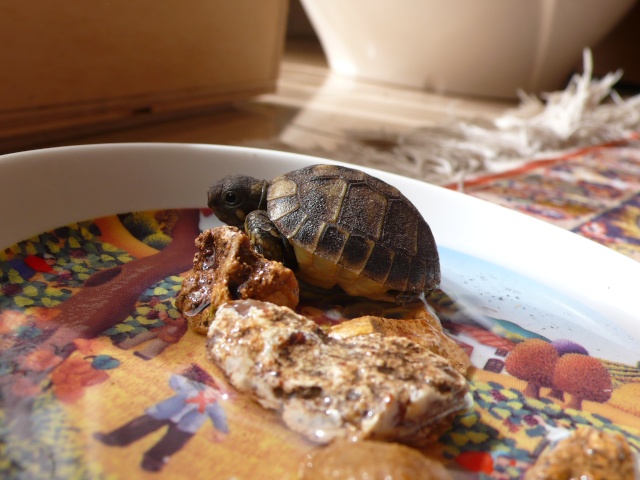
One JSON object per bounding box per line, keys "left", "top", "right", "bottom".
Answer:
{"left": 300, "top": 0, "right": 637, "bottom": 99}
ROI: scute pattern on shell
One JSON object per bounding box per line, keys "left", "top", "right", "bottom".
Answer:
{"left": 266, "top": 164, "right": 440, "bottom": 297}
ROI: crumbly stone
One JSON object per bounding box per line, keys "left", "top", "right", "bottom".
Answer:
{"left": 299, "top": 439, "right": 453, "bottom": 480}
{"left": 207, "top": 300, "right": 470, "bottom": 445}
{"left": 525, "top": 426, "right": 638, "bottom": 480}
{"left": 328, "top": 314, "right": 471, "bottom": 377}
{"left": 176, "top": 226, "right": 299, "bottom": 334}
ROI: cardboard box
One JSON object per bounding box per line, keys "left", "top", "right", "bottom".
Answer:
{"left": 0, "top": 1, "right": 289, "bottom": 150}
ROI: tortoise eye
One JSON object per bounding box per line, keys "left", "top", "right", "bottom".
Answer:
{"left": 223, "top": 191, "right": 242, "bottom": 207}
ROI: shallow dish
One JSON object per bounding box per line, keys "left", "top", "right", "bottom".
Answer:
{"left": 1, "top": 143, "right": 639, "bottom": 479}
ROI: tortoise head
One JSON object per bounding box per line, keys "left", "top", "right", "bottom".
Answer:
{"left": 207, "top": 174, "right": 268, "bottom": 227}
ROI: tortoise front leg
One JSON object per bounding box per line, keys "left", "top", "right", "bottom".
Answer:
{"left": 244, "top": 210, "right": 298, "bottom": 270}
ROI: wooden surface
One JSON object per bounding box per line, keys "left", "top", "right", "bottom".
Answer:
{"left": 6, "top": 39, "right": 515, "bottom": 160}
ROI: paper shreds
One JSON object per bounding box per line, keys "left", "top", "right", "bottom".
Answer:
{"left": 258, "top": 50, "right": 640, "bottom": 187}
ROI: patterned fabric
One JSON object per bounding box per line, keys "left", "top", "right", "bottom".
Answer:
{"left": 459, "top": 138, "right": 640, "bottom": 262}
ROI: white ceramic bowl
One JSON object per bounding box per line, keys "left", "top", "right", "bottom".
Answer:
{"left": 2, "top": 144, "right": 640, "bottom": 479}
{"left": 300, "top": 0, "right": 637, "bottom": 99}
{"left": 1, "top": 143, "right": 639, "bottom": 363}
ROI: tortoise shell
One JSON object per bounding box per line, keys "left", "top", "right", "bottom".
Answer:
{"left": 266, "top": 164, "right": 440, "bottom": 301}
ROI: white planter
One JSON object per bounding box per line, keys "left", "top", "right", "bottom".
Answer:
{"left": 300, "top": 0, "right": 636, "bottom": 99}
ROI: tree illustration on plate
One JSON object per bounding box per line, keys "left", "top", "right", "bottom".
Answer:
{"left": 504, "top": 339, "right": 559, "bottom": 399}
{"left": 551, "top": 339, "right": 589, "bottom": 357}
{"left": 547, "top": 339, "right": 590, "bottom": 400}
{"left": 553, "top": 353, "right": 612, "bottom": 410}
{"left": 505, "top": 337, "right": 613, "bottom": 411}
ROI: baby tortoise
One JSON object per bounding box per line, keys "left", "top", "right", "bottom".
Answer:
{"left": 207, "top": 164, "right": 440, "bottom": 303}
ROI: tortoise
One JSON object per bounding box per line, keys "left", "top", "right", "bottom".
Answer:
{"left": 207, "top": 164, "right": 440, "bottom": 303}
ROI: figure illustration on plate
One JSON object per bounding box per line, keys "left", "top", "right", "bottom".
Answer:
{"left": 94, "top": 363, "right": 230, "bottom": 472}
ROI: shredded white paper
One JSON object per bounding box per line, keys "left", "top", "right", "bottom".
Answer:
{"left": 259, "top": 50, "right": 640, "bottom": 187}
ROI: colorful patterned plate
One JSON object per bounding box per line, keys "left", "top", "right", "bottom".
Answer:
{"left": 1, "top": 144, "right": 639, "bottom": 479}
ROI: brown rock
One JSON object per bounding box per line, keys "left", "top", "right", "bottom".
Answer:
{"left": 299, "top": 439, "right": 453, "bottom": 480}
{"left": 525, "top": 426, "right": 636, "bottom": 480}
{"left": 328, "top": 314, "right": 471, "bottom": 377}
{"left": 176, "top": 226, "right": 299, "bottom": 334}
{"left": 207, "top": 300, "right": 470, "bottom": 446}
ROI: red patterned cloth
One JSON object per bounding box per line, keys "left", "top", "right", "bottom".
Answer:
{"left": 456, "top": 138, "right": 640, "bottom": 262}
